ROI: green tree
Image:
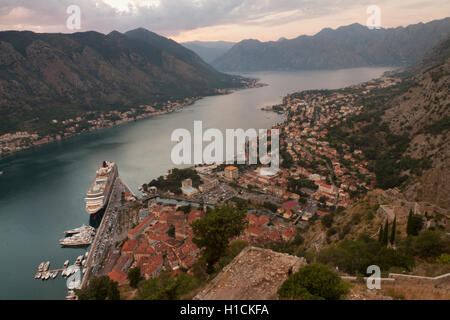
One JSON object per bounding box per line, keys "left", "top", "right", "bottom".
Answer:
{"left": 322, "top": 214, "right": 334, "bottom": 229}
{"left": 382, "top": 220, "right": 389, "bottom": 247}
{"left": 278, "top": 264, "right": 350, "bottom": 300}
{"left": 390, "top": 216, "right": 397, "bottom": 245}
{"left": 436, "top": 253, "right": 450, "bottom": 264}
{"left": 138, "top": 272, "right": 199, "bottom": 300}
{"left": 191, "top": 205, "right": 247, "bottom": 273}
{"left": 179, "top": 205, "right": 192, "bottom": 214}
{"left": 263, "top": 201, "right": 278, "bottom": 213}
{"left": 406, "top": 210, "right": 413, "bottom": 235}
{"left": 413, "top": 230, "right": 448, "bottom": 258}
{"left": 168, "top": 224, "right": 176, "bottom": 238}
{"left": 318, "top": 237, "right": 414, "bottom": 275}
{"left": 128, "top": 267, "right": 143, "bottom": 289}
{"left": 378, "top": 224, "right": 384, "bottom": 243}
{"left": 407, "top": 212, "right": 423, "bottom": 236}
{"left": 76, "top": 276, "right": 120, "bottom": 300}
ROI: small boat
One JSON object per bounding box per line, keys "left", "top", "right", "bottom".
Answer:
{"left": 52, "top": 272, "right": 58, "bottom": 279}
{"left": 84, "top": 252, "right": 89, "bottom": 258}
{"left": 82, "top": 268, "right": 86, "bottom": 274}
{"left": 65, "top": 290, "right": 77, "bottom": 300}
{"left": 75, "top": 255, "right": 83, "bottom": 265}
{"left": 38, "top": 262, "right": 44, "bottom": 272}
{"left": 63, "top": 260, "right": 69, "bottom": 268}
{"left": 0, "top": 171, "right": 3, "bottom": 175}
{"left": 35, "top": 272, "right": 41, "bottom": 279}
{"left": 43, "top": 261, "right": 50, "bottom": 271}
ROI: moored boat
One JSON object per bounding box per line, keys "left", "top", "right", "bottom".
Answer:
{"left": 85, "top": 161, "right": 118, "bottom": 215}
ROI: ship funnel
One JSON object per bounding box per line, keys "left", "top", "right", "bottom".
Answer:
{"left": 102, "top": 161, "right": 107, "bottom": 168}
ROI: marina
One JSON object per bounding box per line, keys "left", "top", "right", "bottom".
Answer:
{"left": 59, "top": 225, "right": 96, "bottom": 247}
{"left": 81, "top": 177, "right": 132, "bottom": 290}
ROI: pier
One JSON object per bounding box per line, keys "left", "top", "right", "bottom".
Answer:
{"left": 81, "top": 177, "right": 132, "bottom": 290}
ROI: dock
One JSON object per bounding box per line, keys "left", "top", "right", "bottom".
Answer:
{"left": 81, "top": 177, "right": 131, "bottom": 289}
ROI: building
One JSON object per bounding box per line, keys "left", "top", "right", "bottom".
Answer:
{"left": 224, "top": 166, "right": 239, "bottom": 180}
{"left": 181, "top": 178, "right": 198, "bottom": 197}
{"left": 199, "top": 178, "right": 219, "bottom": 192}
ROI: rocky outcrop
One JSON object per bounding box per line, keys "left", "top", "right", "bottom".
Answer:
{"left": 194, "top": 246, "right": 306, "bottom": 300}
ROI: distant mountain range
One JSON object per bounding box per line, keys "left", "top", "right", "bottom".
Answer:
{"left": 211, "top": 18, "right": 450, "bottom": 72}
{"left": 0, "top": 28, "right": 244, "bottom": 134}
{"left": 181, "top": 41, "right": 235, "bottom": 63}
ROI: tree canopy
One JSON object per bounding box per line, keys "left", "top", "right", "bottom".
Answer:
{"left": 76, "top": 276, "right": 120, "bottom": 300}
{"left": 128, "top": 267, "right": 143, "bottom": 289}
{"left": 138, "top": 272, "right": 199, "bottom": 300}
{"left": 191, "top": 205, "right": 247, "bottom": 273}
{"left": 278, "top": 263, "right": 349, "bottom": 300}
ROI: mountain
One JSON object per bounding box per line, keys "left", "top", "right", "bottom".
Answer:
{"left": 383, "top": 35, "right": 450, "bottom": 208}
{"left": 0, "top": 29, "right": 244, "bottom": 135}
{"left": 181, "top": 41, "right": 235, "bottom": 63}
{"left": 212, "top": 18, "right": 450, "bottom": 72}
{"left": 327, "top": 34, "right": 450, "bottom": 208}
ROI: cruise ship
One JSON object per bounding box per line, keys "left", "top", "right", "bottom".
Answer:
{"left": 85, "top": 161, "right": 118, "bottom": 215}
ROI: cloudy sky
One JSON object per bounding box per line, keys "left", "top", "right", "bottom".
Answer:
{"left": 0, "top": 0, "right": 449, "bottom": 42}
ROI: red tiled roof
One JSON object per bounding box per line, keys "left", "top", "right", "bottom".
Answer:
{"left": 108, "top": 269, "right": 127, "bottom": 284}
{"left": 258, "top": 215, "right": 269, "bottom": 225}
{"left": 281, "top": 201, "right": 297, "bottom": 210}
{"left": 248, "top": 214, "right": 259, "bottom": 225}
{"left": 128, "top": 216, "right": 152, "bottom": 235}
{"left": 122, "top": 239, "right": 138, "bottom": 253}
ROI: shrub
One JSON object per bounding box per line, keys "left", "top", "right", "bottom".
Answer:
{"left": 322, "top": 214, "right": 334, "bottom": 229}
{"left": 278, "top": 264, "right": 350, "bottom": 300}
{"left": 436, "top": 253, "right": 450, "bottom": 265}
{"left": 413, "top": 230, "right": 448, "bottom": 258}
{"left": 128, "top": 267, "right": 143, "bottom": 289}
{"left": 138, "top": 272, "right": 199, "bottom": 300}
{"left": 76, "top": 276, "right": 120, "bottom": 300}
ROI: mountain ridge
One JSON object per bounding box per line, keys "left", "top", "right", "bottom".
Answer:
{"left": 0, "top": 28, "right": 245, "bottom": 135}
{"left": 212, "top": 18, "right": 450, "bottom": 72}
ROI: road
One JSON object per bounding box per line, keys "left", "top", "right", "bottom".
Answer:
{"left": 80, "top": 177, "right": 132, "bottom": 289}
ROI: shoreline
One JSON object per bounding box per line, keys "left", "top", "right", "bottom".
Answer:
{"left": 0, "top": 82, "right": 265, "bottom": 161}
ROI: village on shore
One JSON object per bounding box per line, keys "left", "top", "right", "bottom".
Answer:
{"left": 0, "top": 78, "right": 263, "bottom": 158}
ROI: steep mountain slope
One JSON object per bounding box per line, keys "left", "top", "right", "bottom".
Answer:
{"left": 382, "top": 36, "right": 450, "bottom": 207}
{"left": 0, "top": 29, "right": 244, "bottom": 134}
{"left": 181, "top": 41, "right": 235, "bottom": 63}
{"left": 327, "top": 35, "right": 450, "bottom": 208}
{"left": 212, "top": 18, "right": 450, "bottom": 72}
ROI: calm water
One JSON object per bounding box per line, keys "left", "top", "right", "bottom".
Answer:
{"left": 0, "top": 68, "right": 391, "bottom": 299}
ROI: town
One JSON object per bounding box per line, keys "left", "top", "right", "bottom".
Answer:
{"left": 93, "top": 74, "right": 408, "bottom": 287}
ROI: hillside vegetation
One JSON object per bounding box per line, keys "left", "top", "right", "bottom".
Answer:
{"left": 0, "top": 28, "right": 245, "bottom": 135}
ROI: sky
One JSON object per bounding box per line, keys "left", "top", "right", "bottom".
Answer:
{"left": 0, "top": 0, "right": 449, "bottom": 42}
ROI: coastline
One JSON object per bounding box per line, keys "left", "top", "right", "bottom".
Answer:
{"left": 0, "top": 81, "right": 265, "bottom": 161}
